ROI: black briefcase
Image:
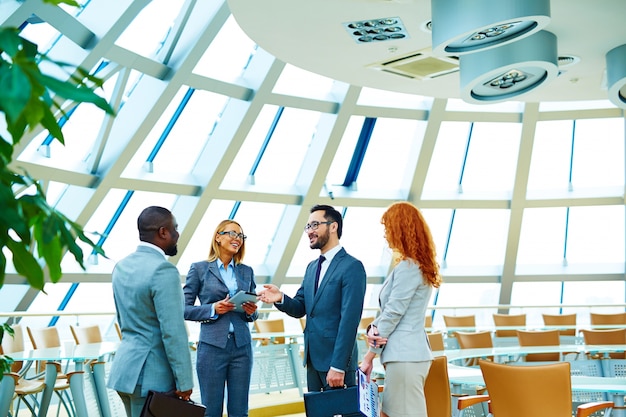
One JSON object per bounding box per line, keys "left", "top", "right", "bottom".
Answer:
{"left": 303, "top": 386, "right": 365, "bottom": 417}
{"left": 139, "top": 390, "right": 205, "bottom": 417}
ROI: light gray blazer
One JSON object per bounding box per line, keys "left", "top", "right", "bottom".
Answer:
{"left": 108, "top": 245, "right": 194, "bottom": 396}
{"left": 371, "top": 259, "right": 433, "bottom": 364}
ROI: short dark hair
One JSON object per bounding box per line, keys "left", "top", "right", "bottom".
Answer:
{"left": 310, "top": 204, "right": 343, "bottom": 239}
{"left": 137, "top": 206, "right": 173, "bottom": 242}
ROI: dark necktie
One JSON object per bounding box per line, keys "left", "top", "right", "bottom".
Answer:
{"left": 314, "top": 255, "right": 326, "bottom": 295}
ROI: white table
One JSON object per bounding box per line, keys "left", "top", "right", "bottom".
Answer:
{"left": 1, "top": 341, "right": 118, "bottom": 417}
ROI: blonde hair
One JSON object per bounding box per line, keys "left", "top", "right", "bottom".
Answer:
{"left": 208, "top": 220, "right": 246, "bottom": 264}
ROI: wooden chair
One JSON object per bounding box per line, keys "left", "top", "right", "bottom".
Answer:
{"left": 427, "top": 331, "right": 445, "bottom": 352}
{"left": 492, "top": 313, "right": 526, "bottom": 337}
{"left": 0, "top": 324, "right": 46, "bottom": 416}
{"left": 424, "top": 355, "right": 485, "bottom": 417}
{"left": 254, "top": 319, "right": 285, "bottom": 344}
{"left": 478, "top": 360, "right": 613, "bottom": 417}
{"left": 442, "top": 315, "right": 475, "bottom": 337}
{"left": 516, "top": 329, "right": 561, "bottom": 362}
{"left": 114, "top": 322, "right": 122, "bottom": 340}
{"left": 26, "top": 326, "right": 79, "bottom": 416}
{"left": 542, "top": 313, "right": 577, "bottom": 336}
{"left": 299, "top": 317, "right": 306, "bottom": 331}
{"left": 580, "top": 328, "right": 626, "bottom": 359}
{"left": 359, "top": 316, "right": 375, "bottom": 330}
{"left": 590, "top": 312, "right": 626, "bottom": 329}
{"left": 425, "top": 315, "right": 433, "bottom": 331}
{"left": 69, "top": 324, "right": 103, "bottom": 344}
{"left": 455, "top": 331, "right": 493, "bottom": 366}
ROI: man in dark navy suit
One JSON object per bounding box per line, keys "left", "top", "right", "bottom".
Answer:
{"left": 259, "top": 204, "right": 366, "bottom": 391}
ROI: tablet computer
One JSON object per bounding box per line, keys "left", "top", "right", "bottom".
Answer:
{"left": 230, "top": 290, "right": 258, "bottom": 313}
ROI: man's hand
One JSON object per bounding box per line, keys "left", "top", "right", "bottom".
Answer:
{"left": 326, "top": 369, "right": 345, "bottom": 388}
{"left": 175, "top": 389, "right": 192, "bottom": 401}
{"left": 257, "top": 284, "right": 283, "bottom": 303}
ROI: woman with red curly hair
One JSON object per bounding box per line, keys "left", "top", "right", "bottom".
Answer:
{"left": 359, "top": 201, "right": 441, "bottom": 417}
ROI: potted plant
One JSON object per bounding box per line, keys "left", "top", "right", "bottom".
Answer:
{"left": 1, "top": 0, "right": 114, "bottom": 377}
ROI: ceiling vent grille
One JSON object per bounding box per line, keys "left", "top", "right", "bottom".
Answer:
{"left": 369, "top": 49, "right": 459, "bottom": 80}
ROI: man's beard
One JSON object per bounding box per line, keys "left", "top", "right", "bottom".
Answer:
{"left": 165, "top": 244, "right": 178, "bottom": 256}
{"left": 310, "top": 229, "right": 329, "bottom": 250}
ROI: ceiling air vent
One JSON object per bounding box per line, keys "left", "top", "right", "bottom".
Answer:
{"left": 557, "top": 55, "right": 580, "bottom": 68}
{"left": 369, "top": 49, "right": 459, "bottom": 80}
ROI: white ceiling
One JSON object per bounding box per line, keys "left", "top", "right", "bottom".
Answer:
{"left": 228, "top": 0, "right": 626, "bottom": 103}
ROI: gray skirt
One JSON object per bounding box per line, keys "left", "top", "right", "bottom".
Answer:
{"left": 382, "top": 361, "right": 432, "bottom": 417}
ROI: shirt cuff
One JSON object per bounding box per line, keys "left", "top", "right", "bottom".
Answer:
{"left": 209, "top": 304, "right": 218, "bottom": 320}
{"left": 330, "top": 367, "right": 345, "bottom": 374}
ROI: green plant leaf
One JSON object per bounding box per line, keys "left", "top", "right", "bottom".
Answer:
{"left": 6, "top": 237, "right": 44, "bottom": 290}
{"left": 40, "top": 234, "right": 63, "bottom": 281}
{"left": 0, "top": 64, "right": 32, "bottom": 123}
{"left": 36, "top": 73, "right": 113, "bottom": 115}
{"left": 0, "top": 251, "right": 6, "bottom": 288}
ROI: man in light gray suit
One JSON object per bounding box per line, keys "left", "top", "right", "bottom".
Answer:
{"left": 108, "top": 206, "right": 194, "bottom": 417}
{"left": 259, "top": 204, "right": 366, "bottom": 391}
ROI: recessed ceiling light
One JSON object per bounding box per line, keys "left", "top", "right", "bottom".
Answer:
{"left": 431, "top": 0, "right": 550, "bottom": 56}
{"left": 459, "top": 31, "right": 558, "bottom": 103}
{"left": 606, "top": 44, "right": 626, "bottom": 109}
{"left": 343, "top": 17, "right": 409, "bottom": 44}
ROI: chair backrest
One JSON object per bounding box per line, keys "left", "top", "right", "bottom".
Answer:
{"left": 254, "top": 319, "right": 285, "bottom": 344}
{"left": 542, "top": 313, "right": 577, "bottom": 336}
{"left": 455, "top": 331, "right": 493, "bottom": 366}
{"left": 114, "top": 322, "right": 122, "bottom": 340}
{"left": 359, "top": 316, "right": 374, "bottom": 330}
{"left": 581, "top": 328, "right": 626, "bottom": 359}
{"left": 443, "top": 315, "right": 475, "bottom": 330}
{"left": 516, "top": 329, "right": 561, "bottom": 362}
{"left": 427, "top": 331, "right": 445, "bottom": 351}
{"left": 424, "top": 356, "right": 451, "bottom": 417}
{"left": 455, "top": 330, "right": 493, "bottom": 350}
{"left": 590, "top": 312, "right": 626, "bottom": 329}
{"left": 493, "top": 313, "right": 526, "bottom": 337}
{"left": 425, "top": 315, "right": 433, "bottom": 330}
{"left": 479, "top": 360, "right": 573, "bottom": 417}
{"left": 69, "top": 324, "right": 103, "bottom": 344}
{"left": 27, "top": 326, "right": 61, "bottom": 349}
{"left": 299, "top": 317, "right": 306, "bottom": 331}
{"left": 1, "top": 324, "right": 26, "bottom": 372}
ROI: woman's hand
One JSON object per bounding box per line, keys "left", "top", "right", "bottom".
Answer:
{"left": 366, "top": 325, "right": 388, "bottom": 348}
{"left": 214, "top": 295, "right": 235, "bottom": 315}
{"left": 359, "top": 352, "right": 375, "bottom": 382}
{"left": 242, "top": 301, "right": 258, "bottom": 315}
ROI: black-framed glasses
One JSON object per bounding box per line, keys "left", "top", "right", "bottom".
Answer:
{"left": 304, "top": 221, "right": 333, "bottom": 232}
{"left": 218, "top": 231, "right": 247, "bottom": 240}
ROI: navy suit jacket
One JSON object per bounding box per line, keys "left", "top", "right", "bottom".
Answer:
{"left": 276, "top": 248, "right": 366, "bottom": 373}
{"left": 183, "top": 260, "right": 258, "bottom": 348}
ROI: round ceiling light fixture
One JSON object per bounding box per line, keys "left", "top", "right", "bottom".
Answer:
{"left": 606, "top": 44, "right": 626, "bottom": 109}
{"left": 459, "top": 30, "right": 558, "bottom": 104}
{"left": 431, "top": 0, "right": 551, "bottom": 56}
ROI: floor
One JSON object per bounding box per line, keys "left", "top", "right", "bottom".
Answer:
{"left": 14, "top": 388, "right": 306, "bottom": 417}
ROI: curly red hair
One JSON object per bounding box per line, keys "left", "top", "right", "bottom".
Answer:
{"left": 382, "top": 202, "right": 441, "bottom": 288}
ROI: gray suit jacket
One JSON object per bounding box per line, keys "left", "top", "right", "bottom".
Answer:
{"left": 108, "top": 245, "right": 194, "bottom": 396}
{"left": 371, "top": 259, "right": 433, "bottom": 364}
{"left": 183, "top": 260, "right": 258, "bottom": 348}
{"left": 276, "top": 248, "right": 366, "bottom": 373}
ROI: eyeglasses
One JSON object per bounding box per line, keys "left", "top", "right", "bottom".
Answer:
{"left": 304, "top": 221, "right": 333, "bottom": 232}
{"left": 218, "top": 231, "right": 247, "bottom": 240}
